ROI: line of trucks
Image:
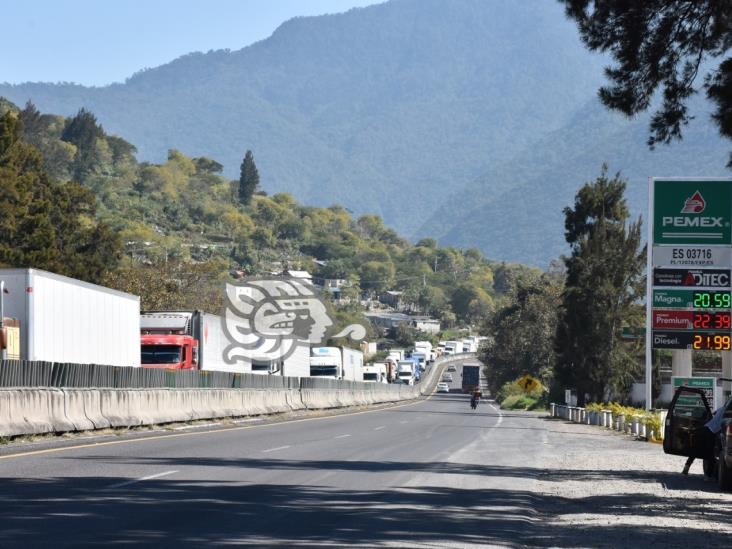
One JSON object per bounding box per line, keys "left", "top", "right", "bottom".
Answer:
{"left": 0, "top": 268, "right": 465, "bottom": 384}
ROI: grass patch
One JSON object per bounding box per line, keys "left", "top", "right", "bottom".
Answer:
{"left": 501, "top": 394, "right": 540, "bottom": 410}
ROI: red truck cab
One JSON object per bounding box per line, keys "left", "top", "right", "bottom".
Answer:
{"left": 140, "top": 333, "right": 198, "bottom": 369}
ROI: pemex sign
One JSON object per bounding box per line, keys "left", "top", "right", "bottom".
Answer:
{"left": 653, "top": 180, "right": 732, "bottom": 245}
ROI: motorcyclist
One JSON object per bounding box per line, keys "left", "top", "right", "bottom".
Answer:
{"left": 470, "top": 389, "right": 480, "bottom": 409}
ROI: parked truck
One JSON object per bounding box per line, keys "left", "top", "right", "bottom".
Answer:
{"left": 310, "top": 347, "right": 364, "bottom": 380}
{"left": 0, "top": 268, "right": 140, "bottom": 366}
{"left": 388, "top": 349, "right": 405, "bottom": 362}
{"left": 462, "top": 362, "right": 481, "bottom": 393}
{"left": 140, "top": 310, "right": 235, "bottom": 371}
{"left": 397, "top": 360, "right": 417, "bottom": 385}
{"left": 414, "top": 341, "right": 433, "bottom": 364}
{"left": 444, "top": 341, "right": 461, "bottom": 355}
{"left": 362, "top": 363, "right": 388, "bottom": 383}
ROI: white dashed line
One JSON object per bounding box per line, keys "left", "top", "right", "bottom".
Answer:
{"left": 108, "top": 470, "right": 178, "bottom": 489}
{"left": 334, "top": 434, "right": 351, "bottom": 439}
{"left": 373, "top": 426, "right": 386, "bottom": 431}
{"left": 262, "top": 445, "right": 291, "bottom": 453}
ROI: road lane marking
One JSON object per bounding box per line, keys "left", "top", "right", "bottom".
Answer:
{"left": 107, "top": 470, "right": 178, "bottom": 489}
{"left": 173, "top": 423, "right": 221, "bottom": 431}
{"left": 334, "top": 434, "right": 351, "bottom": 439}
{"left": 373, "top": 426, "right": 385, "bottom": 431}
{"left": 0, "top": 362, "right": 459, "bottom": 461}
{"left": 399, "top": 420, "right": 408, "bottom": 424}
{"left": 262, "top": 445, "right": 291, "bottom": 453}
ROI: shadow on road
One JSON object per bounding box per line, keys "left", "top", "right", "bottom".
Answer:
{"left": 0, "top": 466, "right": 729, "bottom": 548}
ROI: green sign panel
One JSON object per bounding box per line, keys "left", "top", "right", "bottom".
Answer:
{"left": 672, "top": 376, "right": 716, "bottom": 409}
{"left": 652, "top": 288, "right": 732, "bottom": 309}
{"left": 653, "top": 180, "right": 732, "bottom": 245}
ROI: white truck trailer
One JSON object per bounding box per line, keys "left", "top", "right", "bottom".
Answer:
{"left": 310, "top": 347, "right": 364, "bottom": 380}
{"left": 0, "top": 268, "right": 140, "bottom": 366}
{"left": 444, "top": 341, "right": 461, "bottom": 355}
{"left": 397, "top": 360, "right": 416, "bottom": 385}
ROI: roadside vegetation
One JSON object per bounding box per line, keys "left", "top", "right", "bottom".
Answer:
{"left": 0, "top": 100, "right": 538, "bottom": 339}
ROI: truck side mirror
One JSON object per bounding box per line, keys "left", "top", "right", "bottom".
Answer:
{"left": 192, "top": 346, "right": 199, "bottom": 366}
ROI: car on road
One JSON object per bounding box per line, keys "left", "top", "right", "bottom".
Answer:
{"left": 663, "top": 386, "right": 732, "bottom": 491}
{"left": 436, "top": 382, "right": 450, "bottom": 393}
{"left": 447, "top": 365, "right": 456, "bottom": 372}
{"left": 442, "top": 373, "right": 453, "bottom": 382}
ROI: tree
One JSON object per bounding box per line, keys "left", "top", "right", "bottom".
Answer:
{"left": 0, "top": 111, "right": 121, "bottom": 283}
{"left": 561, "top": 1, "right": 732, "bottom": 164}
{"left": 554, "top": 167, "right": 646, "bottom": 405}
{"left": 480, "top": 272, "right": 563, "bottom": 394}
{"left": 238, "top": 149, "right": 260, "bottom": 206}
{"left": 61, "top": 108, "right": 104, "bottom": 180}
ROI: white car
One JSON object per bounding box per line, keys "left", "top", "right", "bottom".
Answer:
{"left": 442, "top": 373, "right": 453, "bottom": 382}
{"left": 436, "top": 382, "right": 450, "bottom": 393}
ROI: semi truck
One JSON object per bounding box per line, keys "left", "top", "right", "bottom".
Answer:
{"left": 362, "top": 363, "right": 388, "bottom": 383}
{"left": 444, "top": 341, "right": 461, "bottom": 355}
{"left": 310, "top": 347, "right": 364, "bottom": 380}
{"left": 0, "top": 268, "right": 140, "bottom": 366}
{"left": 140, "top": 310, "right": 235, "bottom": 371}
{"left": 462, "top": 362, "right": 481, "bottom": 393}
{"left": 397, "top": 360, "right": 417, "bottom": 385}
{"left": 414, "top": 341, "right": 433, "bottom": 364}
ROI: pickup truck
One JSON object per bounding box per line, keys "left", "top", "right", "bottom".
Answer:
{"left": 663, "top": 385, "right": 732, "bottom": 491}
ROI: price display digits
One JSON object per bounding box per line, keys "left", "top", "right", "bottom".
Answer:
{"left": 693, "top": 291, "right": 732, "bottom": 309}
{"left": 693, "top": 334, "right": 732, "bottom": 350}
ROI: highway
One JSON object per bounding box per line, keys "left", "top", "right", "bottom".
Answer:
{"left": 0, "top": 360, "right": 549, "bottom": 548}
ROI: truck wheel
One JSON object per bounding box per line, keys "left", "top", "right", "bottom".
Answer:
{"left": 703, "top": 457, "right": 716, "bottom": 478}
{"left": 718, "top": 448, "right": 732, "bottom": 491}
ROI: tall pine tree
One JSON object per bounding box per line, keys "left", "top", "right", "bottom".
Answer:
{"left": 238, "top": 150, "right": 259, "bottom": 206}
{"left": 554, "top": 167, "right": 646, "bottom": 405}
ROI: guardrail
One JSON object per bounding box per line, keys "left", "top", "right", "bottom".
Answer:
{"left": 0, "top": 354, "right": 479, "bottom": 438}
{"left": 550, "top": 403, "right": 667, "bottom": 441}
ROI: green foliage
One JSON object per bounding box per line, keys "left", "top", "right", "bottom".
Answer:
{"left": 480, "top": 270, "right": 562, "bottom": 394}
{"left": 554, "top": 167, "right": 646, "bottom": 405}
{"left": 0, "top": 101, "right": 520, "bottom": 328}
{"left": 238, "top": 150, "right": 259, "bottom": 206}
{"left": 0, "top": 110, "right": 120, "bottom": 283}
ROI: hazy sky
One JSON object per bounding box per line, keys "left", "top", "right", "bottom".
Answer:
{"left": 1, "top": 0, "right": 383, "bottom": 86}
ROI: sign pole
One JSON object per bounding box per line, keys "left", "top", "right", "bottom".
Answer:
{"left": 645, "top": 178, "right": 653, "bottom": 411}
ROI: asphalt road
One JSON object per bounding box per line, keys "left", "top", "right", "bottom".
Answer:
{"left": 0, "top": 362, "right": 555, "bottom": 547}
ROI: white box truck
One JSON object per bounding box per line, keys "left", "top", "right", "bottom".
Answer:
{"left": 362, "top": 363, "right": 388, "bottom": 383}
{"left": 397, "top": 360, "right": 416, "bottom": 385}
{"left": 0, "top": 268, "right": 140, "bottom": 366}
{"left": 444, "top": 341, "right": 461, "bottom": 355}
{"left": 310, "top": 347, "right": 364, "bottom": 380}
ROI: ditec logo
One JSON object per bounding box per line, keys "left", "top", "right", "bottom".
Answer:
{"left": 222, "top": 277, "right": 366, "bottom": 364}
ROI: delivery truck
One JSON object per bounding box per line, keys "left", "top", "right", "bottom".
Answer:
{"left": 462, "top": 362, "right": 481, "bottom": 393}
{"left": 362, "top": 363, "right": 388, "bottom": 383}
{"left": 310, "top": 347, "right": 364, "bottom": 380}
{"left": 0, "top": 268, "right": 140, "bottom": 366}
{"left": 140, "top": 310, "right": 234, "bottom": 371}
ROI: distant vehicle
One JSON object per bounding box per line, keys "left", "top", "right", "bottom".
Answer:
{"left": 663, "top": 386, "right": 732, "bottom": 491}
{"left": 362, "top": 363, "right": 388, "bottom": 383}
{"left": 436, "top": 382, "right": 450, "bottom": 393}
{"left": 388, "top": 349, "right": 405, "bottom": 362}
{"left": 414, "top": 341, "right": 433, "bottom": 364}
{"left": 442, "top": 373, "right": 453, "bottom": 382}
{"left": 310, "top": 347, "right": 364, "bottom": 380}
{"left": 0, "top": 268, "right": 140, "bottom": 367}
{"left": 410, "top": 351, "right": 427, "bottom": 371}
{"left": 444, "top": 341, "right": 461, "bottom": 355}
{"left": 396, "top": 360, "right": 416, "bottom": 385}
{"left": 447, "top": 365, "right": 456, "bottom": 372}
{"left": 462, "top": 363, "right": 481, "bottom": 393}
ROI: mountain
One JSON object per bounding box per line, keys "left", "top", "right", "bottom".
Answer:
{"left": 1, "top": 0, "right": 729, "bottom": 266}
{"left": 422, "top": 95, "right": 730, "bottom": 264}
{"left": 0, "top": 0, "right": 605, "bottom": 239}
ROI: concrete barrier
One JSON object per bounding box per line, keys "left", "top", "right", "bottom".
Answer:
{"left": 0, "top": 354, "right": 474, "bottom": 437}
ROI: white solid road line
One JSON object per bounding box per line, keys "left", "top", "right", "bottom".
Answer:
{"left": 488, "top": 402, "right": 504, "bottom": 428}
{"left": 173, "top": 423, "right": 221, "bottom": 431}
{"left": 262, "top": 445, "right": 291, "bottom": 453}
{"left": 373, "top": 426, "right": 385, "bottom": 431}
{"left": 334, "top": 434, "right": 351, "bottom": 439}
{"left": 108, "top": 470, "right": 178, "bottom": 490}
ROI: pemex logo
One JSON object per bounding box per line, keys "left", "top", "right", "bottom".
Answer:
{"left": 680, "top": 190, "right": 706, "bottom": 214}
